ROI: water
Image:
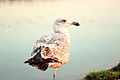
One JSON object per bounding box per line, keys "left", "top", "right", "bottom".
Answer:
{"left": 0, "top": 0, "right": 120, "bottom": 80}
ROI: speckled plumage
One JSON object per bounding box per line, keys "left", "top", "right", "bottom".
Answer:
{"left": 31, "top": 32, "right": 70, "bottom": 69}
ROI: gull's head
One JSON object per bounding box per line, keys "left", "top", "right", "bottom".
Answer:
{"left": 53, "top": 18, "right": 80, "bottom": 32}
{"left": 54, "top": 18, "right": 80, "bottom": 27}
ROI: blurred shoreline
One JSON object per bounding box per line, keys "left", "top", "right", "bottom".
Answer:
{"left": 0, "top": 0, "right": 58, "bottom": 3}
{"left": 0, "top": 0, "right": 61, "bottom": 6}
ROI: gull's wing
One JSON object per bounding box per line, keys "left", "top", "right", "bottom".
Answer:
{"left": 31, "top": 34, "right": 53, "bottom": 55}
{"left": 31, "top": 33, "right": 70, "bottom": 63}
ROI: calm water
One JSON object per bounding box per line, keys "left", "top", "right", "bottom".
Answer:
{"left": 0, "top": 0, "right": 120, "bottom": 80}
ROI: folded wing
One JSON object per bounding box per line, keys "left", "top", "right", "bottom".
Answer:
{"left": 24, "top": 33, "right": 70, "bottom": 71}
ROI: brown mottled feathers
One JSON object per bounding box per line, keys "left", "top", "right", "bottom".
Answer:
{"left": 24, "top": 33, "right": 70, "bottom": 71}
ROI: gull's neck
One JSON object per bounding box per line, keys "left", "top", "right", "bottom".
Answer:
{"left": 53, "top": 25, "right": 70, "bottom": 45}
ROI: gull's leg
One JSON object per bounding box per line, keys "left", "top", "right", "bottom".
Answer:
{"left": 53, "top": 68, "right": 57, "bottom": 80}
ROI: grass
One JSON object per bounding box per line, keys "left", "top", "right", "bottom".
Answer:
{"left": 80, "top": 62, "right": 120, "bottom": 80}
{"left": 111, "top": 63, "right": 120, "bottom": 72}
{"left": 85, "top": 70, "right": 111, "bottom": 80}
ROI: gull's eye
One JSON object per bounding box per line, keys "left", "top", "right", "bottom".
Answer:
{"left": 61, "top": 20, "right": 66, "bottom": 23}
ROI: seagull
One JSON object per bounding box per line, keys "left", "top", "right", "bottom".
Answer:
{"left": 24, "top": 18, "right": 80, "bottom": 80}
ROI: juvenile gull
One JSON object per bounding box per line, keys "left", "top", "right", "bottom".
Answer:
{"left": 24, "top": 18, "right": 80, "bottom": 80}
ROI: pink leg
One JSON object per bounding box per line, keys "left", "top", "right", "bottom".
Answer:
{"left": 53, "top": 68, "right": 57, "bottom": 80}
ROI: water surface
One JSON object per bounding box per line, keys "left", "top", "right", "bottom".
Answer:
{"left": 0, "top": 0, "right": 120, "bottom": 80}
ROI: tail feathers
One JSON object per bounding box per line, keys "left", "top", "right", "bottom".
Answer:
{"left": 24, "top": 53, "right": 59, "bottom": 71}
{"left": 24, "top": 58, "right": 49, "bottom": 71}
{"left": 38, "top": 63, "right": 49, "bottom": 71}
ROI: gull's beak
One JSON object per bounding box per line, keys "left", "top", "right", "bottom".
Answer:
{"left": 71, "top": 22, "right": 80, "bottom": 26}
